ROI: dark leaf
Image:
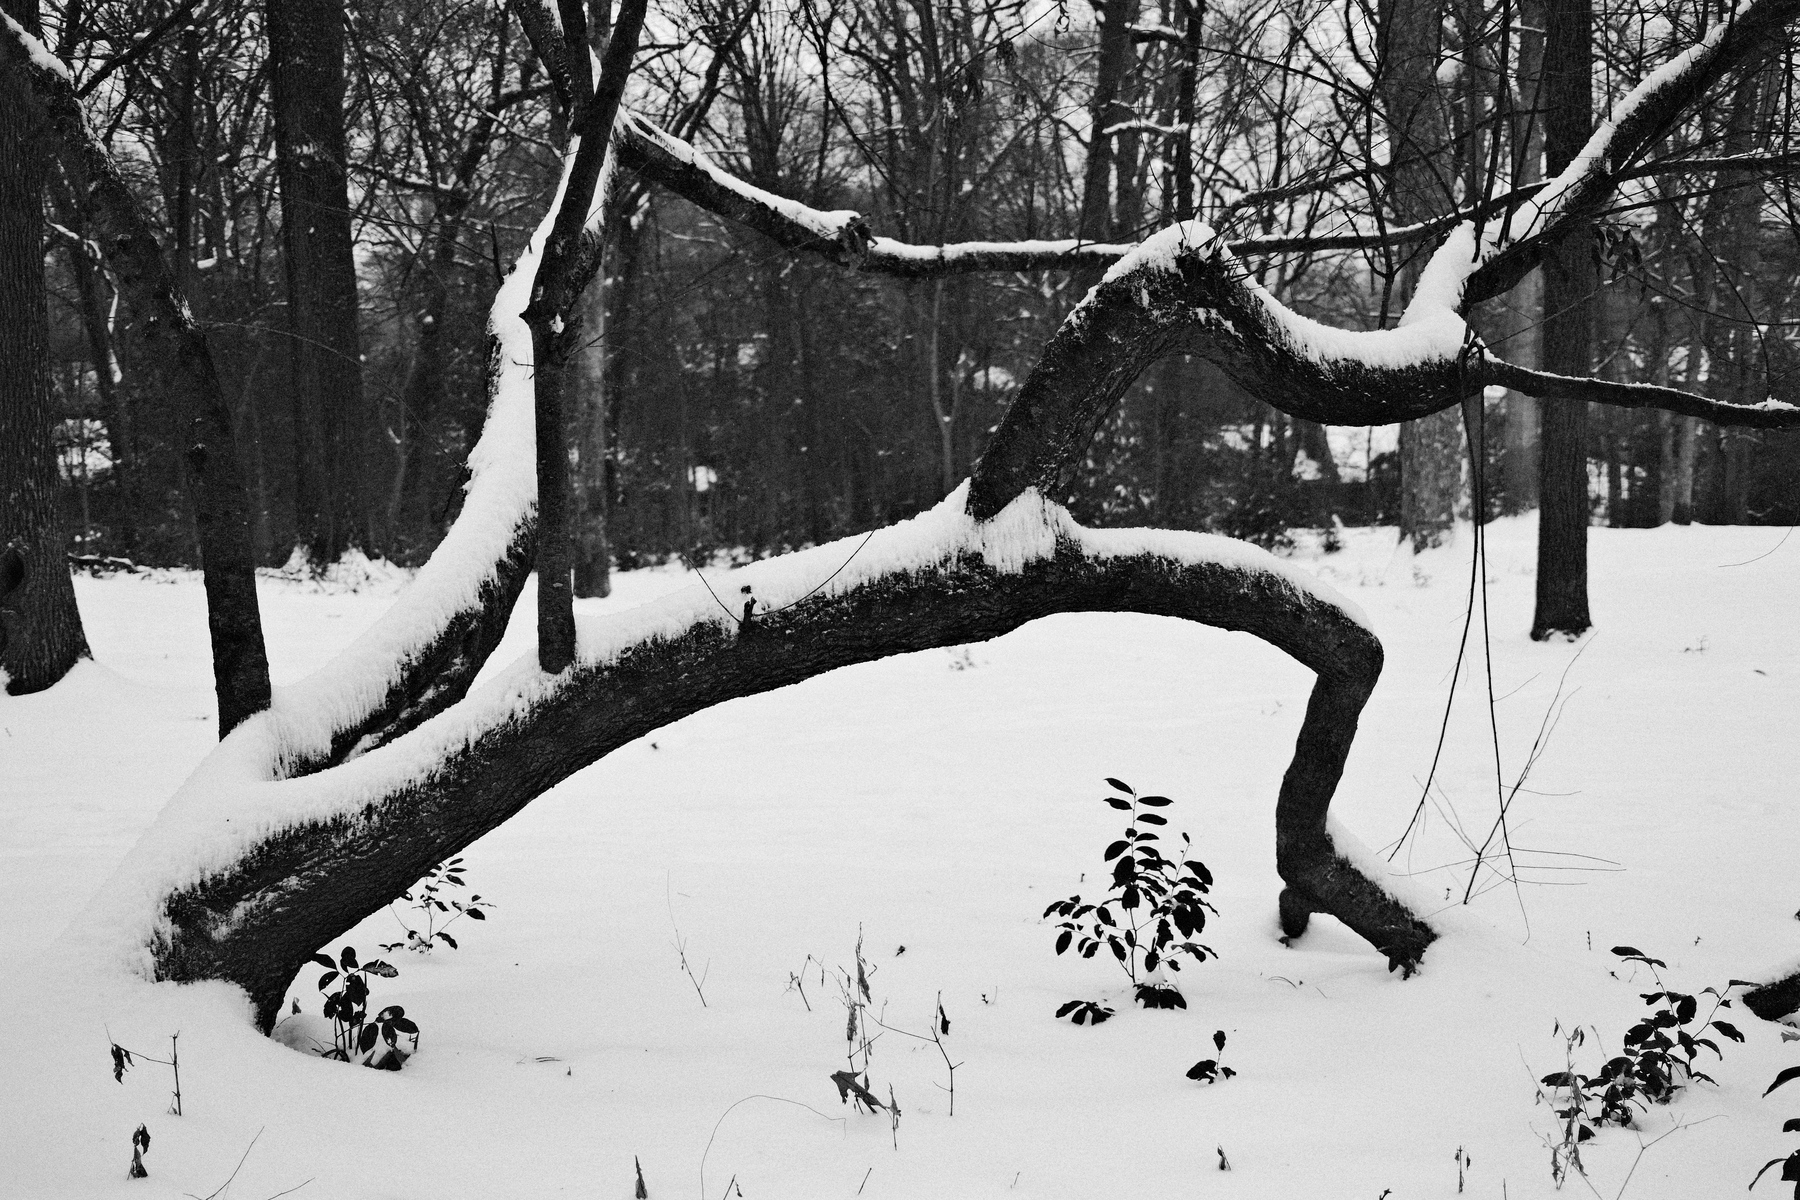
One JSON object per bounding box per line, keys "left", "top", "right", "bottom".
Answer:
{"left": 339, "top": 946, "right": 358, "bottom": 970}
{"left": 1784, "top": 1153, "right": 1800, "bottom": 1183}
{"left": 466, "top": 909, "right": 486, "bottom": 920}
{"left": 1138, "top": 795, "right": 1172, "bottom": 807}
{"left": 365, "top": 961, "right": 399, "bottom": 978}
{"left": 376, "top": 1005, "right": 404, "bottom": 1022}
{"left": 1766, "top": 1066, "right": 1800, "bottom": 1097}
{"left": 1104, "top": 778, "right": 1131, "bottom": 793}
{"left": 308, "top": 953, "right": 336, "bottom": 970}
{"left": 1186, "top": 1060, "right": 1217, "bottom": 1081}
{"left": 358, "top": 1024, "right": 379, "bottom": 1054}
{"left": 1713, "top": 1020, "right": 1744, "bottom": 1042}
{"left": 1782, "top": 1119, "right": 1800, "bottom": 1134}
{"left": 318, "top": 970, "right": 340, "bottom": 991}
{"left": 1112, "top": 855, "right": 1136, "bottom": 886}
{"left": 1676, "top": 995, "right": 1697, "bottom": 1024}
{"left": 133, "top": 1124, "right": 150, "bottom": 1152}
{"left": 1104, "top": 840, "right": 1129, "bottom": 862}
{"left": 1577, "top": 1125, "right": 1595, "bottom": 1143}
{"left": 1108, "top": 936, "right": 1126, "bottom": 961}
{"left": 1137, "top": 812, "right": 1167, "bottom": 826}
{"left": 1103, "top": 798, "right": 1131, "bottom": 810}
{"left": 1213, "top": 1030, "right": 1227, "bottom": 1053}
{"left": 391, "top": 1017, "right": 418, "bottom": 1035}
{"left": 435, "top": 932, "right": 458, "bottom": 949}
{"left": 1121, "top": 885, "right": 1141, "bottom": 910}
{"left": 1055, "top": 1001, "right": 1081, "bottom": 1019}
{"left": 1542, "top": 1072, "right": 1575, "bottom": 1088}
{"left": 1055, "top": 929, "right": 1072, "bottom": 956}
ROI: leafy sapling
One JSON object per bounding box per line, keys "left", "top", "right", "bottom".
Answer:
{"left": 1751, "top": 1062, "right": 1800, "bottom": 1197}
{"left": 1185, "top": 1030, "right": 1236, "bottom": 1083}
{"left": 380, "top": 857, "right": 491, "bottom": 953}
{"left": 311, "top": 946, "right": 418, "bottom": 1069}
{"left": 1045, "top": 778, "right": 1216, "bottom": 1019}
{"left": 1540, "top": 947, "right": 1745, "bottom": 1139}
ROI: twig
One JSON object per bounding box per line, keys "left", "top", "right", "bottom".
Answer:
{"left": 666, "top": 875, "right": 709, "bottom": 1007}
{"left": 698, "top": 1096, "right": 845, "bottom": 1200}
{"left": 184, "top": 1127, "right": 261, "bottom": 1200}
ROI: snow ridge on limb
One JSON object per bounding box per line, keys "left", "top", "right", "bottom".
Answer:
{"left": 108, "top": 485, "right": 1427, "bottom": 1028}
{"left": 966, "top": 221, "right": 1484, "bottom": 520}
{"left": 256, "top": 146, "right": 597, "bottom": 772}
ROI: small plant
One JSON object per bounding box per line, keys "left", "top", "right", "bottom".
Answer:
{"left": 1751, "top": 1059, "right": 1800, "bottom": 1197}
{"left": 127, "top": 1124, "right": 150, "bottom": 1179}
{"left": 108, "top": 1031, "right": 182, "bottom": 1115}
{"left": 1540, "top": 947, "right": 1745, "bottom": 1148}
{"left": 827, "top": 931, "right": 887, "bottom": 1115}
{"left": 1045, "top": 778, "right": 1216, "bottom": 1016}
{"left": 1053, "top": 999, "right": 1115, "bottom": 1025}
{"left": 309, "top": 946, "right": 418, "bottom": 1069}
{"left": 1185, "top": 1030, "right": 1236, "bottom": 1083}
{"left": 380, "top": 857, "right": 491, "bottom": 953}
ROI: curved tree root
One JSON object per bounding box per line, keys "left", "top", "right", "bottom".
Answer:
{"left": 146, "top": 534, "right": 1437, "bottom": 1029}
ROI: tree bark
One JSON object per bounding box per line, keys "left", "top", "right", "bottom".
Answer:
{"left": 269, "top": 0, "right": 368, "bottom": 566}
{"left": 0, "top": 0, "right": 87, "bottom": 693}
{"left": 1530, "top": 0, "right": 1593, "bottom": 641}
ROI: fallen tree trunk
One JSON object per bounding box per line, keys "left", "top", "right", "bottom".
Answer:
{"left": 135, "top": 491, "right": 1428, "bottom": 1029}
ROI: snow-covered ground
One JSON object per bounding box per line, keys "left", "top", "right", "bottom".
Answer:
{"left": 2, "top": 516, "right": 1796, "bottom": 1199}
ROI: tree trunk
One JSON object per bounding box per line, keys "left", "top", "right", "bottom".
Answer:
{"left": 0, "top": 0, "right": 86, "bottom": 693}
{"left": 269, "top": 0, "right": 368, "bottom": 566}
{"left": 3, "top": 11, "right": 271, "bottom": 729}
{"left": 570, "top": 221, "right": 612, "bottom": 599}
{"left": 1530, "top": 0, "right": 1594, "bottom": 640}
{"left": 1378, "top": 0, "right": 1462, "bottom": 551}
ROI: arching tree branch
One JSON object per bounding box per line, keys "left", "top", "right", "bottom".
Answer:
{"left": 136, "top": 493, "right": 1428, "bottom": 1030}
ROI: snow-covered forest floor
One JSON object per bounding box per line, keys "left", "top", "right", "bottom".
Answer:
{"left": 3, "top": 516, "right": 1797, "bottom": 1199}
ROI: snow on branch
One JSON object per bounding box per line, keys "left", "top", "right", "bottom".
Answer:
{"left": 1481, "top": 357, "right": 1800, "bottom": 427}
{"left": 613, "top": 111, "right": 1458, "bottom": 275}
{"left": 1462, "top": 0, "right": 1800, "bottom": 307}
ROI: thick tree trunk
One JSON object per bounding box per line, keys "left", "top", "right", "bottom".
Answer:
{"left": 269, "top": 0, "right": 368, "bottom": 566}
{"left": 0, "top": 0, "right": 86, "bottom": 693}
{"left": 1530, "top": 0, "right": 1593, "bottom": 640}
